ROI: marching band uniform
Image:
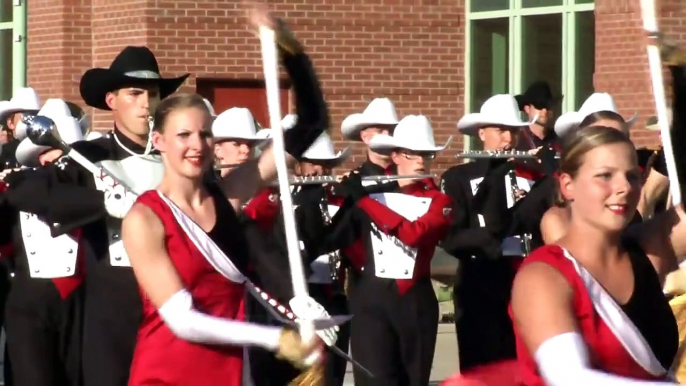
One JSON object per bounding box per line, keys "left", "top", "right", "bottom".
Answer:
{"left": 514, "top": 81, "right": 562, "bottom": 171}
{"left": 5, "top": 47, "right": 189, "bottom": 386}
{"left": 0, "top": 99, "right": 86, "bottom": 385}
{"left": 129, "top": 23, "right": 338, "bottom": 384}
{"left": 440, "top": 94, "right": 533, "bottom": 371}
{"left": 278, "top": 132, "right": 352, "bottom": 386}
{"left": 326, "top": 115, "right": 453, "bottom": 385}
{"left": 513, "top": 244, "right": 678, "bottom": 385}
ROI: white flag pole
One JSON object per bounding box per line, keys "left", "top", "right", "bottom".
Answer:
{"left": 641, "top": 0, "right": 682, "bottom": 205}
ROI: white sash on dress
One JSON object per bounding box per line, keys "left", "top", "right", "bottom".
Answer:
{"left": 157, "top": 191, "right": 246, "bottom": 284}
{"left": 561, "top": 248, "right": 671, "bottom": 377}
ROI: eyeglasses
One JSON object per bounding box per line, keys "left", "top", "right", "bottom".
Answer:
{"left": 400, "top": 152, "right": 436, "bottom": 160}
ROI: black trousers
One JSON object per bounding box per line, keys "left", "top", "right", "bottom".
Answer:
{"left": 453, "top": 258, "right": 518, "bottom": 371}
{"left": 81, "top": 268, "right": 141, "bottom": 386}
{"left": 247, "top": 284, "right": 352, "bottom": 386}
{"left": 348, "top": 276, "right": 438, "bottom": 386}
{"left": 5, "top": 276, "right": 83, "bottom": 386}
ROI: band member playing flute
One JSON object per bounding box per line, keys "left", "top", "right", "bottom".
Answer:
{"left": 440, "top": 94, "right": 534, "bottom": 371}
{"left": 0, "top": 100, "right": 86, "bottom": 386}
{"left": 321, "top": 114, "right": 452, "bottom": 385}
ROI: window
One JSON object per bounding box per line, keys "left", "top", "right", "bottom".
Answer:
{"left": 465, "top": 0, "right": 595, "bottom": 150}
{"left": 0, "top": 0, "right": 27, "bottom": 100}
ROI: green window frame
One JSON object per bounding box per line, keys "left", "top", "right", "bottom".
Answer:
{"left": 0, "top": 0, "right": 27, "bottom": 100}
{"left": 464, "top": 0, "right": 595, "bottom": 150}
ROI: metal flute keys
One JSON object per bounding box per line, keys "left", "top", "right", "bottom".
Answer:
{"left": 455, "top": 150, "right": 536, "bottom": 160}
{"left": 267, "top": 174, "right": 435, "bottom": 187}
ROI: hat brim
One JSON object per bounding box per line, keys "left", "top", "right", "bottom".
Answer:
{"left": 514, "top": 94, "right": 564, "bottom": 111}
{"left": 369, "top": 135, "right": 452, "bottom": 154}
{"left": 79, "top": 68, "right": 190, "bottom": 111}
{"left": 457, "top": 113, "right": 535, "bottom": 136}
{"left": 15, "top": 138, "right": 50, "bottom": 168}
{"left": 554, "top": 111, "right": 638, "bottom": 137}
{"left": 301, "top": 147, "right": 351, "bottom": 168}
{"left": 341, "top": 113, "right": 398, "bottom": 141}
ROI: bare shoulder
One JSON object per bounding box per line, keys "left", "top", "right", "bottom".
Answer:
{"left": 511, "top": 259, "right": 578, "bottom": 352}
{"left": 122, "top": 203, "right": 164, "bottom": 242}
{"left": 512, "top": 260, "right": 571, "bottom": 305}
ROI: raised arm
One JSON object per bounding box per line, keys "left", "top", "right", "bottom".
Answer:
{"left": 512, "top": 261, "right": 677, "bottom": 386}
{"left": 122, "top": 202, "right": 317, "bottom": 361}
{"left": 220, "top": 14, "right": 329, "bottom": 211}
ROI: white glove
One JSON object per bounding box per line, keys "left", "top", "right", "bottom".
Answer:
{"left": 104, "top": 185, "right": 137, "bottom": 219}
{"left": 289, "top": 295, "right": 339, "bottom": 346}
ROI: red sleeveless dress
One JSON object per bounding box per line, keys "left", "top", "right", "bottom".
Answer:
{"left": 128, "top": 191, "right": 246, "bottom": 386}
{"left": 512, "top": 245, "right": 674, "bottom": 385}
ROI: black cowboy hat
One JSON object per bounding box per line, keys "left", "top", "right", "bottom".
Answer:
{"left": 514, "top": 80, "right": 563, "bottom": 111}
{"left": 79, "top": 46, "right": 190, "bottom": 111}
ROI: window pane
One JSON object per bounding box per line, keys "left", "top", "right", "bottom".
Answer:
{"left": 0, "top": 1, "right": 11, "bottom": 23}
{"left": 470, "top": 18, "right": 509, "bottom": 151}
{"left": 521, "top": 14, "right": 563, "bottom": 124}
{"left": 576, "top": 0, "right": 594, "bottom": 3}
{"left": 523, "top": 0, "right": 562, "bottom": 7}
{"left": 0, "top": 29, "right": 12, "bottom": 100}
{"left": 575, "top": 11, "right": 595, "bottom": 109}
{"left": 471, "top": 18, "right": 510, "bottom": 112}
{"left": 470, "top": 0, "right": 509, "bottom": 12}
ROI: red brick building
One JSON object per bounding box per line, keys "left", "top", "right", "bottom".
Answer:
{"left": 0, "top": 0, "right": 681, "bottom": 174}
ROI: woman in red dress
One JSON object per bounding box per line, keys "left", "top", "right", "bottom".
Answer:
{"left": 120, "top": 9, "right": 334, "bottom": 385}
{"left": 511, "top": 125, "right": 686, "bottom": 385}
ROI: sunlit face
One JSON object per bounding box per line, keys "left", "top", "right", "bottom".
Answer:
{"left": 524, "top": 105, "right": 553, "bottom": 126}
{"left": 559, "top": 142, "right": 641, "bottom": 234}
{"left": 297, "top": 162, "right": 328, "bottom": 177}
{"left": 5, "top": 112, "right": 23, "bottom": 136}
{"left": 390, "top": 149, "right": 435, "bottom": 175}
{"left": 478, "top": 126, "right": 518, "bottom": 151}
{"left": 106, "top": 85, "right": 161, "bottom": 137}
{"left": 214, "top": 139, "right": 256, "bottom": 166}
{"left": 152, "top": 107, "right": 213, "bottom": 179}
{"left": 38, "top": 148, "right": 63, "bottom": 165}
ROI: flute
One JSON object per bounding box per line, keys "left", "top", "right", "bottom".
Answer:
{"left": 266, "top": 174, "right": 435, "bottom": 186}
{"left": 455, "top": 150, "right": 536, "bottom": 159}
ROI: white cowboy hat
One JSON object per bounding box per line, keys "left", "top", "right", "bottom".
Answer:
{"left": 15, "top": 98, "right": 74, "bottom": 141}
{"left": 646, "top": 107, "right": 672, "bottom": 131}
{"left": 341, "top": 98, "right": 399, "bottom": 141}
{"left": 202, "top": 98, "right": 217, "bottom": 117}
{"left": 0, "top": 87, "right": 41, "bottom": 134}
{"left": 554, "top": 93, "right": 638, "bottom": 137}
{"left": 212, "top": 107, "right": 265, "bottom": 142}
{"left": 302, "top": 132, "right": 350, "bottom": 167}
{"left": 457, "top": 94, "right": 536, "bottom": 136}
{"left": 255, "top": 114, "right": 298, "bottom": 150}
{"left": 16, "top": 99, "right": 84, "bottom": 167}
{"left": 369, "top": 114, "right": 451, "bottom": 154}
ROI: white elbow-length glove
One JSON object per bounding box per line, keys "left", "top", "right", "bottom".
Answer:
{"left": 289, "top": 295, "right": 339, "bottom": 347}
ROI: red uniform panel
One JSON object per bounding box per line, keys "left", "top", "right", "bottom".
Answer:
{"left": 128, "top": 191, "right": 245, "bottom": 386}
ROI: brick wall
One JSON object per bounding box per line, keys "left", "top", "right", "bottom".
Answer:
{"left": 27, "top": 0, "right": 465, "bottom": 176}
{"left": 27, "top": 0, "right": 684, "bottom": 175}
{"left": 594, "top": 0, "right": 686, "bottom": 149}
